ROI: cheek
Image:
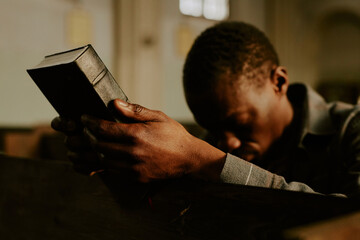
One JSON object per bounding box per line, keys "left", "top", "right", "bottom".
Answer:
{"left": 249, "top": 86, "right": 278, "bottom": 119}
{"left": 260, "top": 133, "right": 275, "bottom": 153}
{"left": 252, "top": 120, "right": 277, "bottom": 153}
{"left": 253, "top": 100, "right": 281, "bottom": 146}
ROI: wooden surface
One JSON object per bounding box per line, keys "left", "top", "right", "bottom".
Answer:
{"left": 0, "top": 154, "right": 359, "bottom": 240}
{"left": 285, "top": 211, "right": 360, "bottom": 240}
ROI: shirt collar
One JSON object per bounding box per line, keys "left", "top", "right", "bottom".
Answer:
{"left": 288, "top": 83, "right": 335, "bottom": 143}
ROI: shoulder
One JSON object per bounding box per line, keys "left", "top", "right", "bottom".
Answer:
{"left": 326, "top": 102, "right": 360, "bottom": 155}
{"left": 328, "top": 102, "right": 360, "bottom": 133}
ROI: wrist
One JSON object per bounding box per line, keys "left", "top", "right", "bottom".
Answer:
{"left": 188, "top": 137, "right": 227, "bottom": 181}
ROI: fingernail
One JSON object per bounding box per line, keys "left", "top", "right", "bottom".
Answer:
{"left": 115, "top": 99, "right": 129, "bottom": 107}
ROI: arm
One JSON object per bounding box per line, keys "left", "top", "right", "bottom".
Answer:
{"left": 81, "top": 99, "right": 226, "bottom": 182}
{"left": 79, "top": 99, "right": 319, "bottom": 194}
{"left": 221, "top": 154, "right": 316, "bottom": 193}
{"left": 80, "top": 99, "right": 319, "bottom": 193}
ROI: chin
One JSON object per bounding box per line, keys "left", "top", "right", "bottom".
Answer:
{"left": 231, "top": 149, "right": 260, "bottom": 163}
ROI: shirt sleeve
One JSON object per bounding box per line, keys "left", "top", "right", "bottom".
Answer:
{"left": 220, "top": 153, "right": 316, "bottom": 193}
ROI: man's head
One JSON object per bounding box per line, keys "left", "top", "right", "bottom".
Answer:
{"left": 183, "top": 21, "right": 293, "bottom": 162}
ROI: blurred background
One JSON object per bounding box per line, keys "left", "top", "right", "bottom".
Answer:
{"left": 1, "top": 0, "right": 360, "bottom": 159}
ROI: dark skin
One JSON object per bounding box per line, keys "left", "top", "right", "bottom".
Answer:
{"left": 187, "top": 66, "right": 293, "bottom": 163}
{"left": 52, "top": 100, "right": 226, "bottom": 182}
{"left": 51, "top": 65, "right": 293, "bottom": 182}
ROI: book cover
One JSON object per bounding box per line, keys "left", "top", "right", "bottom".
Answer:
{"left": 27, "top": 45, "right": 128, "bottom": 122}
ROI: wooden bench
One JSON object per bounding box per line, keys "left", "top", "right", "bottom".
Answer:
{"left": 0, "top": 154, "right": 359, "bottom": 239}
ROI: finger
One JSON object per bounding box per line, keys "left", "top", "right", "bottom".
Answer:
{"left": 51, "top": 116, "right": 81, "bottom": 134}
{"left": 82, "top": 116, "right": 136, "bottom": 142}
{"left": 73, "top": 163, "right": 103, "bottom": 175}
{"left": 112, "top": 99, "right": 166, "bottom": 123}
{"left": 104, "top": 168, "right": 139, "bottom": 182}
{"left": 102, "top": 158, "right": 134, "bottom": 169}
{"left": 67, "top": 150, "right": 100, "bottom": 164}
{"left": 69, "top": 153, "right": 102, "bottom": 175}
{"left": 90, "top": 140, "right": 138, "bottom": 162}
{"left": 65, "top": 135, "right": 92, "bottom": 152}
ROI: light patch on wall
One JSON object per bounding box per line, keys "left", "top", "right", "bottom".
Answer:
{"left": 203, "top": 0, "right": 229, "bottom": 21}
{"left": 66, "top": 8, "right": 93, "bottom": 47}
{"left": 179, "top": 0, "right": 229, "bottom": 21}
{"left": 176, "top": 24, "right": 195, "bottom": 58}
{"left": 179, "top": 0, "right": 202, "bottom": 17}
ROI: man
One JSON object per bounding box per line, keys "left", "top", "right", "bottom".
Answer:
{"left": 52, "top": 21, "right": 360, "bottom": 196}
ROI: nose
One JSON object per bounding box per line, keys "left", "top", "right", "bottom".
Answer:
{"left": 217, "top": 131, "right": 241, "bottom": 153}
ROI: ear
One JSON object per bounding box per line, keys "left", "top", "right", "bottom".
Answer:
{"left": 270, "top": 66, "right": 289, "bottom": 95}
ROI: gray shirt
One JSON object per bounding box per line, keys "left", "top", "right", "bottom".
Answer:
{"left": 219, "top": 83, "right": 360, "bottom": 196}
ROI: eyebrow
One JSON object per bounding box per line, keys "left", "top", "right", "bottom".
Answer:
{"left": 203, "top": 114, "right": 251, "bottom": 134}
{"left": 227, "top": 111, "right": 252, "bottom": 125}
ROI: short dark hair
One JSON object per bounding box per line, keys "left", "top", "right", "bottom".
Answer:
{"left": 183, "top": 21, "right": 279, "bottom": 93}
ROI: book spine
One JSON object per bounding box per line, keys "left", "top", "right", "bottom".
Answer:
{"left": 93, "top": 69, "right": 128, "bottom": 108}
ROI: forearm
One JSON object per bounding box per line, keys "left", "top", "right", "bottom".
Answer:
{"left": 188, "top": 138, "right": 227, "bottom": 181}
{"left": 220, "top": 153, "right": 316, "bottom": 193}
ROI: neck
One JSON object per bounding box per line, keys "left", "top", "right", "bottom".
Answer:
{"left": 284, "top": 97, "right": 294, "bottom": 129}
{"left": 273, "top": 96, "right": 294, "bottom": 141}
{"left": 257, "top": 98, "right": 295, "bottom": 170}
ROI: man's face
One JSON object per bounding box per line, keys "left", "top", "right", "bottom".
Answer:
{"left": 187, "top": 76, "right": 286, "bottom": 162}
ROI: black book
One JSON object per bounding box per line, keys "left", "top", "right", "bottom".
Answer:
{"left": 27, "top": 44, "right": 128, "bottom": 122}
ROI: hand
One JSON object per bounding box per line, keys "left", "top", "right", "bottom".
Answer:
{"left": 51, "top": 117, "right": 101, "bottom": 174}
{"left": 81, "top": 99, "right": 227, "bottom": 183}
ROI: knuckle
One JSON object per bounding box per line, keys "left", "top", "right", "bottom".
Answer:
{"left": 133, "top": 164, "right": 153, "bottom": 183}
{"left": 155, "top": 110, "right": 167, "bottom": 121}
{"left": 126, "top": 145, "right": 140, "bottom": 160}
{"left": 154, "top": 110, "right": 163, "bottom": 116}
{"left": 132, "top": 142, "right": 147, "bottom": 159}
{"left": 132, "top": 104, "right": 144, "bottom": 114}
{"left": 96, "top": 123, "right": 106, "bottom": 135}
{"left": 114, "top": 124, "right": 131, "bottom": 140}
{"left": 123, "top": 125, "right": 142, "bottom": 143}
{"left": 96, "top": 121, "right": 112, "bottom": 136}
{"left": 129, "top": 131, "right": 141, "bottom": 144}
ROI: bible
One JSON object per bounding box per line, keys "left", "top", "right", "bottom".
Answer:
{"left": 27, "top": 44, "right": 128, "bottom": 122}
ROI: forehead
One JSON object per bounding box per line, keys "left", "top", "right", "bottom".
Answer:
{"left": 187, "top": 82, "right": 255, "bottom": 129}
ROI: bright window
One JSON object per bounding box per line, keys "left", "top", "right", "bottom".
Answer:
{"left": 179, "top": 0, "right": 202, "bottom": 17}
{"left": 179, "top": 0, "right": 229, "bottom": 21}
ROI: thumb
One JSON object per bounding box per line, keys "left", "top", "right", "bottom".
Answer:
{"left": 112, "top": 99, "right": 163, "bottom": 122}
